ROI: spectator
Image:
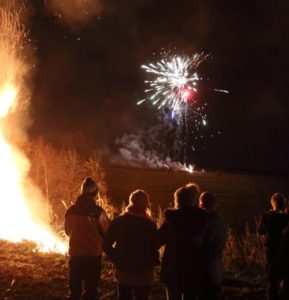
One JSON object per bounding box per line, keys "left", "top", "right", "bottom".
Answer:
{"left": 270, "top": 222, "right": 289, "bottom": 300}
{"left": 158, "top": 184, "right": 209, "bottom": 300}
{"left": 256, "top": 193, "right": 289, "bottom": 300}
{"left": 65, "top": 177, "right": 110, "bottom": 300}
{"left": 199, "top": 192, "right": 227, "bottom": 300}
{"left": 103, "top": 190, "right": 158, "bottom": 300}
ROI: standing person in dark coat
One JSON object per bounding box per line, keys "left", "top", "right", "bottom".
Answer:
{"left": 158, "top": 183, "right": 209, "bottom": 300}
{"left": 256, "top": 193, "right": 289, "bottom": 300}
{"left": 199, "top": 192, "right": 227, "bottom": 300}
{"left": 103, "top": 190, "right": 158, "bottom": 300}
{"left": 65, "top": 177, "right": 110, "bottom": 300}
{"left": 270, "top": 222, "right": 289, "bottom": 300}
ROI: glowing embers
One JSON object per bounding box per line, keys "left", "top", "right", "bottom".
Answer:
{"left": 0, "top": 85, "right": 17, "bottom": 118}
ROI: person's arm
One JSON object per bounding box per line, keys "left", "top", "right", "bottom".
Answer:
{"left": 64, "top": 209, "right": 71, "bottom": 236}
{"left": 151, "top": 222, "right": 161, "bottom": 265}
{"left": 103, "top": 220, "right": 116, "bottom": 261}
{"left": 157, "top": 220, "right": 170, "bottom": 248}
{"left": 99, "top": 211, "right": 110, "bottom": 236}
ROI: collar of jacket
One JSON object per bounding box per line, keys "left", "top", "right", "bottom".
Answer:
{"left": 124, "top": 211, "right": 151, "bottom": 220}
{"left": 75, "top": 194, "right": 95, "bottom": 206}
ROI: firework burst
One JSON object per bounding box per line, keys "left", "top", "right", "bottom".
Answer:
{"left": 138, "top": 52, "right": 208, "bottom": 117}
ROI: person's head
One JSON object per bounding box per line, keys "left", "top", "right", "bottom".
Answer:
{"left": 126, "top": 189, "right": 151, "bottom": 216}
{"left": 270, "top": 193, "right": 285, "bottom": 211}
{"left": 199, "top": 192, "right": 217, "bottom": 212}
{"left": 174, "top": 183, "right": 200, "bottom": 209}
{"left": 81, "top": 177, "right": 98, "bottom": 197}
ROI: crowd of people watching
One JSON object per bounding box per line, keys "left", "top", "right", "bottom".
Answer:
{"left": 64, "top": 177, "right": 289, "bottom": 300}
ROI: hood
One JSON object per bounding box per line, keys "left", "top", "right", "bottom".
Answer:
{"left": 165, "top": 206, "right": 209, "bottom": 237}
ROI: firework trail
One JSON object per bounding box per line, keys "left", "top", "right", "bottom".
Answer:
{"left": 137, "top": 52, "right": 228, "bottom": 164}
{"left": 139, "top": 52, "right": 211, "bottom": 161}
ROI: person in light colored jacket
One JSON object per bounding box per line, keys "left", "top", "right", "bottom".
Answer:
{"left": 65, "top": 177, "right": 110, "bottom": 300}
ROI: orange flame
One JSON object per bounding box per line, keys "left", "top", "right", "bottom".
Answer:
{"left": 0, "top": 6, "right": 66, "bottom": 253}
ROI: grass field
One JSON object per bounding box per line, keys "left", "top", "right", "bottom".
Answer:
{"left": 1, "top": 166, "right": 288, "bottom": 299}
{"left": 104, "top": 166, "right": 289, "bottom": 229}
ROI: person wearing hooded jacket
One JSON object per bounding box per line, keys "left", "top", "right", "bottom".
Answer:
{"left": 158, "top": 183, "right": 210, "bottom": 300}
{"left": 103, "top": 189, "right": 158, "bottom": 300}
{"left": 65, "top": 177, "right": 110, "bottom": 300}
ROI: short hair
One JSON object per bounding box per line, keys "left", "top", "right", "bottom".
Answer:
{"left": 199, "top": 192, "right": 217, "bottom": 210}
{"left": 271, "top": 193, "right": 285, "bottom": 210}
{"left": 174, "top": 183, "right": 200, "bottom": 208}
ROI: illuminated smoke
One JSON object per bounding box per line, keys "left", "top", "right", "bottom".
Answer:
{"left": 114, "top": 120, "right": 196, "bottom": 174}
{"left": 45, "top": 0, "right": 102, "bottom": 28}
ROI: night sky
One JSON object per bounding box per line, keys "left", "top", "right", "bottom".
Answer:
{"left": 26, "top": 0, "right": 288, "bottom": 173}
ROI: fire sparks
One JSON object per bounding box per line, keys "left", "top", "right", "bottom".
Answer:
{"left": 0, "top": 6, "right": 66, "bottom": 253}
{"left": 0, "top": 86, "right": 17, "bottom": 117}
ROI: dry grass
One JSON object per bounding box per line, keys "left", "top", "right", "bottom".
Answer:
{"left": 222, "top": 226, "right": 268, "bottom": 299}
{"left": 0, "top": 227, "right": 268, "bottom": 300}
{"left": 2, "top": 140, "right": 285, "bottom": 299}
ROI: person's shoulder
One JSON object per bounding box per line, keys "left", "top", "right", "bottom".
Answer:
{"left": 93, "top": 203, "right": 105, "bottom": 212}
{"left": 123, "top": 213, "right": 157, "bottom": 227}
{"left": 110, "top": 213, "right": 127, "bottom": 224}
{"left": 195, "top": 206, "right": 208, "bottom": 215}
{"left": 262, "top": 210, "right": 273, "bottom": 220}
{"left": 65, "top": 204, "right": 76, "bottom": 216}
{"left": 190, "top": 206, "right": 210, "bottom": 220}
{"left": 145, "top": 216, "right": 157, "bottom": 228}
{"left": 269, "top": 211, "right": 288, "bottom": 219}
{"left": 164, "top": 208, "right": 175, "bottom": 219}
{"left": 164, "top": 208, "right": 182, "bottom": 224}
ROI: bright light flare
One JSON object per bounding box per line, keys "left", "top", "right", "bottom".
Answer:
{"left": 0, "top": 86, "right": 17, "bottom": 117}
{"left": 181, "top": 86, "right": 194, "bottom": 102}
{"left": 138, "top": 53, "right": 208, "bottom": 116}
{"left": 182, "top": 164, "right": 194, "bottom": 174}
{"left": 0, "top": 6, "right": 66, "bottom": 253}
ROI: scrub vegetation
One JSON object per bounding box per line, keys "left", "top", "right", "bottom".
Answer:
{"left": 1, "top": 140, "right": 288, "bottom": 299}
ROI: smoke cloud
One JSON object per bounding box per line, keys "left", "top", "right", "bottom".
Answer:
{"left": 112, "top": 124, "right": 195, "bottom": 173}
{"left": 45, "top": 0, "right": 102, "bottom": 28}
{"left": 112, "top": 134, "right": 196, "bottom": 173}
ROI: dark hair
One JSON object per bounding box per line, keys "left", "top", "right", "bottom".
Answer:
{"left": 199, "top": 192, "right": 217, "bottom": 210}
{"left": 271, "top": 193, "right": 285, "bottom": 210}
{"left": 81, "top": 177, "right": 98, "bottom": 196}
{"left": 174, "top": 183, "right": 200, "bottom": 209}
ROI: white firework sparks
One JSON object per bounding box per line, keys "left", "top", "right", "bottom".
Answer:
{"left": 138, "top": 53, "right": 208, "bottom": 116}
